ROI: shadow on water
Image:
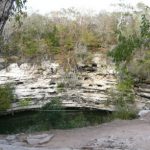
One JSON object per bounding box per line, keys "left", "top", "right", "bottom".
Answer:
{"left": 0, "top": 108, "right": 113, "bottom": 134}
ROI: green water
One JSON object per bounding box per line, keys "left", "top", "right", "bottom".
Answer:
{"left": 0, "top": 108, "right": 112, "bottom": 134}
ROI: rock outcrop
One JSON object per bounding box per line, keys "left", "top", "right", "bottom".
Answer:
{"left": 0, "top": 52, "right": 150, "bottom": 112}
{"left": 26, "top": 134, "right": 54, "bottom": 145}
{"left": 135, "top": 82, "right": 150, "bottom": 110}
{"left": 0, "top": 53, "right": 116, "bottom": 112}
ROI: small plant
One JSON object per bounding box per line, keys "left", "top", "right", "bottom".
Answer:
{"left": 117, "top": 77, "right": 133, "bottom": 91}
{"left": 19, "top": 98, "right": 31, "bottom": 107}
{"left": 57, "top": 82, "right": 65, "bottom": 89}
{"left": 57, "top": 82, "right": 65, "bottom": 92}
{"left": 0, "top": 84, "right": 14, "bottom": 111}
{"left": 112, "top": 106, "right": 137, "bottom": 120}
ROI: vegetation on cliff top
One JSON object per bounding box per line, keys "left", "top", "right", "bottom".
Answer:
{"left": 1, "top": 3, "right": 149, "bottom": 78}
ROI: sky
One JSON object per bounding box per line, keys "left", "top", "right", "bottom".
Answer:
{"left": 26, "top": 0, "right": 150, "bottom": 14}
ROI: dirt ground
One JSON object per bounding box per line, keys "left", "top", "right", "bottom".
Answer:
{"left": 46, "top": 116, "right": 150, "bottom": 149}
{"left": 1, "top": 114, "right": 150, "bottom": 150}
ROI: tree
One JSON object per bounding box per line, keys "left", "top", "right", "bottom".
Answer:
{"left": 0, "top": 0, "right": 26, "bottom": 35}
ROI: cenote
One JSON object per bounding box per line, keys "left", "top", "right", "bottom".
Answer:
{"left": 0, "top": 107, "right": 113, "bottom": 134}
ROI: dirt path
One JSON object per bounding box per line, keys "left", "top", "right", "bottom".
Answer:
{"left": 1, "top": 114, "right": 150, "bottom": 150}
{"left": 46, "top": 118, "right": 150, "bottom": 149}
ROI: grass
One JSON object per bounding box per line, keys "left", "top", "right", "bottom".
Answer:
{"left": 112, "top": 107, "right": 137, "bottom": 120}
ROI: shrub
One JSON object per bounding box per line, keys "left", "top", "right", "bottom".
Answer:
{"left": 112, "top": 106, "right": 137, "bottom": 120}
{"left": 127, "top": 48, "right": 150, "bottom": 81}
{"left": 108, "top": 34, "right": 141, "bottom": 64}
{"left": 19, "top": 98, "right": 31, "bottom": 107}
{"left": 57, "top": 82, "right": 65, "bottom": 89}
{"left": 67, "top": 112, "right": 87, "bottom": 128}
{"left": 110, "top": 75, "right": 137, "bottom": 120}
{"left": 0, "top": 84, "right": 14, "bottom": 111}
{"left": 57, "top": 82, "right": 65, "bottom": 93}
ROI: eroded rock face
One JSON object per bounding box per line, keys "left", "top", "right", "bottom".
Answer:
{"left": 135, "top": 83, "right": 150, "bottom": 110}
{"left": 0, "top": 52, "right": 149, "bottom": 112}
{"left": 0, "top": 53, "right": 117, "bottom": 112}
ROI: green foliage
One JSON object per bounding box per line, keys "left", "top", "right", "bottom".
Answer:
{"left": 117, "top": 77, "right": 133, "bottom": 92}
{"left": 3, "top": 9, "right": 119, "bottom": 62}
{"left": 15, "top": 0, "right": 27, "bottom": 10}
{"left": 111, "top": 73, "right": 136, "bottom": 119}
{"left": 127, "top": 46, "right": 150, "bottom": 82}
{"left": 3, "top": 4, "right": 150, "bottom": 65}
{"left": 24, "top": 40, "right": 38, "bottom": 56}
{"left": 44, "top": 26, "right": 60, "bottom": 54}
{"left": 0, "top": 85, "right": 14, "bottom": 111}
{"left": 112, "top": 106, "right": 137, "bottom": 120}
{"left": 40, "top": 98, "right": 65, "bottom": 128}
{"left": 108, "top": 34, "right": 141, "bottom": 63}
{"left": 109, "top": 12, "right": 150, "bottom": 64}
{"left": 141, "top": 14, "right": 150, "bottom": 38}
{"left": 111, "top": 93, "right": 136, "bottom": 120}
{"left": 108, "top": 66, "right": 136, "bottom": 120}
{"left": 19, "top": 98, "right": 31, "bottom": 107}
{"left": 39, "top": 97, "right": 114, "bottom": 129}
{"left": 13, "top": 0, "right": 27, "bottom": 25}
{"left": 0, "top": 108, "right": 113, "bottom": 133}
{"left": 67, "top": 112, "right": 87, "bottom": 128}
{"left": 57, "top": 82, "right": 65, "bottom": 92}
{"left": 81, "top": 31, "right": 99, "bottom": 47}
{"left": 108, "top": 9, "right": 150, "bottom": 119}
{"left": 57, "top": 82, "right": 65, "bottom": 88}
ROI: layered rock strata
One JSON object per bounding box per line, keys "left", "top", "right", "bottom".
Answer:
{"left": 0, "top": 53, "right": 116, "bottom": 112}
{"left": 0, "top": 53, "right": 149, "bottom": 112}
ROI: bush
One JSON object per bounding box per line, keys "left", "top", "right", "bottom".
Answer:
{"left": 110, "top": 76, "right": 137, "bottom": 120}
{"left": 57, "top": 82, "right": 65, "bottom": 89}
{"left": 112, "top": 106, "right": 137, "bottom": 120}
{"left": 0, "top": 84, "right": 14, "bottom": 111}
{"left": 67, "top": 112, "right": 87, "bottom": 128}
{"left": 108, "top": 34, "right": 141, "bottom": 63}
{"left": 19, "top": 98, "right": 31, "bottom": 107}
{"left": 127, "top": 48, "right": 150, "bottom": 81}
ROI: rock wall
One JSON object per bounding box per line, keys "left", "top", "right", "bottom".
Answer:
{"left": 0, "top": 53, "right": 117, "bottom": 112}
{"left": 135, "top": 82, "right": 150, "bottom": 110}
{"left": 0, "top": 52, "right": 150, "bottom": 112}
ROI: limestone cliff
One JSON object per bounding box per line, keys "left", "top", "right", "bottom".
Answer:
{"left": 0, "top": 52, "right": 149, "bottom": 112}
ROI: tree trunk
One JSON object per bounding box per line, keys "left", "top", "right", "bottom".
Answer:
{"left": 0, "top": 0, "right": 14, "bottom": 35}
